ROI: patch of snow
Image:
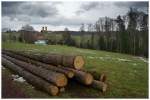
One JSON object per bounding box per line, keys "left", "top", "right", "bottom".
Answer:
{"left": 76, "top": 49, "right": 96, "bottom": 54}
{"left": 13, "top": 77, "right": 26, "bottom": 83}
{"left": 12, "top": 74, "right": 20, "bottom": 79}
{"left": 87, "top": 56, "right": 133, "bottom": 63}
{"left": 88, "top": 56, "right": 95, "bottom": 59}
{"left": 117, "top": 58, "right": 131, "bottom": 62}
{"left": 138, "top": 57, "right": 148, "bottom": 63}
{"left": 12, "top": 74, "right": 26, "bottom": 83}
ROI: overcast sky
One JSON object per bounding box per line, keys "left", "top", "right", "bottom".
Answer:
{"left": 2, "top": 1, "right": 148, "bottom": 31}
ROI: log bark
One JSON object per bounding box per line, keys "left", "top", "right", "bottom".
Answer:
{"left": 3, "top": 49, "right": 84, "bottom": 70}
{"left": 58, "top": 66, "right": 93, "bottom": 85}
{"left": 91, "top": 80, "right": 107, "bottom": 92}
{"left": 3, "top": 55, "right": 68, "bottom": 87}
{"left": 3, "top": 51, "right": 74, "bottom": 78}
{"left": 43, "top": 54, "right": 63, "bottom": 66}
{"left": 2, "top": 57, "right": 59, "bottom": 96}
{"left": 85, "top": 70, "right": 107, "bottom": 82}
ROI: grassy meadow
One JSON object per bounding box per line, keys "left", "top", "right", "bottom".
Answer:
{"left": 2, "top": 42, "right": 148, "bottom": 98}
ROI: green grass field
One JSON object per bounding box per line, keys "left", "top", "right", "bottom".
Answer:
{"left": 2, "top": 42, "right": 148, "bottom": 98}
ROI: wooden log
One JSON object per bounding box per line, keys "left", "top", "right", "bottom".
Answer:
{"left": 3, "top": 51, "right": 74, "bottom": 78}
{"left": 43, "top": 54, "right": 63, "bottom": 66}
{"left": 3, "top": 55, "right": 68, "bottom": 87}
{"left": 2, "top": 57, "right": 59, "bottom": 96}
{"left": 62, "top": 55, "right": 84, "bottom": 70}
{"left": 3, "top": 50, "right": 62, "bottom": 65}
{"left": 91, "top": 80, "right": 107, "bottom": 92}
{"left": 3, "top": 49, "right": 84, "bottom": 70}
{"left": 84, "top": 70, "right": 107, "bottom": 82}
{"left": 58, "top": 66, "right": 93, "bottom": 85}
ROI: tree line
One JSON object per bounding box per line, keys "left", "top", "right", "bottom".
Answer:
{"left": 62, "top": 8, "right": 148, "bottom": 57}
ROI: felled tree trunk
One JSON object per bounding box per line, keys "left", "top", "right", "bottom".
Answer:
{"left": 3, "top": 55, "right": 68, "bottom": 87}
{"left": 3, "top": 49, "right": 84, "bottom": 70}
{"left": 2, "top": 57, "right": 59, "bottom": 96}
{"left": 84, "top": 70, "right": 107, "bottom": 82}
{"left": 3, "top": 51, "right": 74, "bottom": 78}
{"left": 91, "top": 80, "right": 107, "bottom": 92}
{"left": 62, "top": 55, "right": 84, "bottom": 70}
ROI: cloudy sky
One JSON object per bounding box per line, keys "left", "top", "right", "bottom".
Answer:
{"left": 2, "top": 1, "right": 148, "bottom": 31}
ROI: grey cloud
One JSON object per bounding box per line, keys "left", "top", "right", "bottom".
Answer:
{"left": 2, "top": 2, "right": 23, "bottom": 8}
{"left": 20, "top": 3, "right": 58, "bottom": 17}
{"left": 2, "top": 2, "right": 23, "bottom": 16}
{"left": 2, "top": 2, "right": 60, "bottom": 30}
{"left": 30, "top": 16, "right": 84, "bottom": 26}
{"left": 2, "top": 2, "right": 58, "bottom": 18}
{"left": 76, "top": 2, "right": 148, "bottom": 15}
{"left": 76, "top": 2, "right": 100, "bottom": 14}
{"left": 81, "top": 2, "right": 99, "bottom": 11}
{"left": 114, "top": 2, "right": 148, "bottom": 9}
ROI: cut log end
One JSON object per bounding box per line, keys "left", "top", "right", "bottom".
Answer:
{"left": 56, "top": 75, "right": 68, "bottom": 87}
{"left": 85, "top": 73, "right": 93, "bottom": 85}
{"left": 74, "top": 56, "right": 84, "bottom": 70}
{"left": 48, "top": 85, "right": 59, "bottom": 96}
{"left": 68, "top": 71, "right": 75, "bottom": 78}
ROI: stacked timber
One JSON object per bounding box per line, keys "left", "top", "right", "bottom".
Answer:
{"left": 58, "top": 66, "right": 107, "bottom": 92}
{"left": 57, "top": 65, "right": 93, "bottom": 85}
{"left": 3, "top": 51, "right": 74, "bottom": 78}
{"left": 2, "top": 58, "right": 59, "bottom": 96}
{"left": 3, "top": 49, "right": 84, "bottom": 70}
{"left": 2, "top": 49, "right": 108, "bottom": 96}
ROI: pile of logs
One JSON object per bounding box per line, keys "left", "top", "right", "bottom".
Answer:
{"left": 2, "top": 49, "right": 108, "bottom": 96}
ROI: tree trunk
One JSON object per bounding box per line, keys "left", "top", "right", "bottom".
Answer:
{"left": 91, "top": 80, "right": 107, "bottom": 92}
{"left": 84, "top": 70, "right": 107, "bottom": 82}
{"left": 3, "top": 55, "right": 68, "bottom": 87}
{"left": 58, "top": 66, "right": 93, "bottom": 85}
{"left": 3, "top": 51, "right": 74, "bottom": 78}
{"left": 3, "top": 49, "right": 84, "bottom": 70}
{"left": 62, "top": 55, "right": 84, "bottom": 70}
{"left": 2, "top": 57, "right": 59, "bottom": 96}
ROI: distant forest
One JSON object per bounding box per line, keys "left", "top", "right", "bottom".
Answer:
{"left": 61, "top": 8, "right": 148, "bottom": 57}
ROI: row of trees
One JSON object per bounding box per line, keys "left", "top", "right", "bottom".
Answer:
{"left": 62, "top": 8, "right": 148, "bottom": 57}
